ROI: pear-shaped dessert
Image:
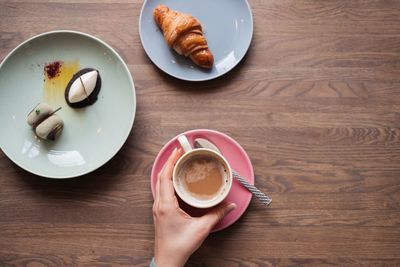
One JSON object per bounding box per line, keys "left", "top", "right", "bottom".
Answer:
{"left": 27, "top": 102, "right": 54, "bottom": 128}
{"left": 35, "top": 115, "right": 63, "bottom": 141}
{"left": 27, "top": 103, "right": 63, "bottom": 141}
{"left": 65, "top": 68, "right": 102, "bottom": 108}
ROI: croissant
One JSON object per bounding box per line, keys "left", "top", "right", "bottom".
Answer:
{"left": 153, "top": 5, "right": 214, "bottom": 69}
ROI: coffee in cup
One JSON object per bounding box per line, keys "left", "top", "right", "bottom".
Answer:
{"left": 173, "top": 135, "right": 232, "bottom": 208}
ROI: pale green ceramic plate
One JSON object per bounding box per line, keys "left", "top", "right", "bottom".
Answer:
{"left": 0, "top": 30, "right": 136, "bottom": 178}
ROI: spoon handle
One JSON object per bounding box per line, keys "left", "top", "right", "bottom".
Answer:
{"left": 193, "top": 138, "right": 272, "bottom": 206}
{"left": 232, "top": 170, "right": 272, "bottom": 206}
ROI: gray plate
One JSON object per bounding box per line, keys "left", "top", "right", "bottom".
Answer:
{"left": 0, "top": 31, "right": 136, "bottom": 178}
{"left": 139, "top": 0, "right": 253, "bottom": 81}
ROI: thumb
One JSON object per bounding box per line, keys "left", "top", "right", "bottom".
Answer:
{"left": 200, "top": 202, "right": 237, "bottom": 229}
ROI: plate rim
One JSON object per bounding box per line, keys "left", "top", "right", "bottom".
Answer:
{"left": 150, "top": 129, "right": 254, "bottom": 232}
{"left": 0, "top": 30, "right": 136, "bottom": 179}
{"left": 139, "top": 0, "right": 254, "bottom": 82}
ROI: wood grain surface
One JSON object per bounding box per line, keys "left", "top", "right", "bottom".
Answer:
{"left": 1, "top": 0, "right": 400, "bottom": 266}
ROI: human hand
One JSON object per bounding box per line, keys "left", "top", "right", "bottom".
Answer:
{"left": 153, "top": 148, "right": 236, "bottom": 267}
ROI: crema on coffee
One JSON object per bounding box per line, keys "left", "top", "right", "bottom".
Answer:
{"left": 177, "top": 155, "right": 227, "bottom": 200}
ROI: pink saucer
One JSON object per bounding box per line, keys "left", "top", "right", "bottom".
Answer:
{"left": 151, "top": 129, "right": 253, "bottom": 232}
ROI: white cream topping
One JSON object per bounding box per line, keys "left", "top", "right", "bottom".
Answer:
{"left": 68, "top": 70, "right": 98, "bottom": 103}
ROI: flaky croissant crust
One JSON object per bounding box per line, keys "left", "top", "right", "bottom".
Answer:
{"left": 154, "top": 5, "right": 214, "bottom": 69}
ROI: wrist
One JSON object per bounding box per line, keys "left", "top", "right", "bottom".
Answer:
{"left": 155, "top": 252, "right": 187, "bottom": 267}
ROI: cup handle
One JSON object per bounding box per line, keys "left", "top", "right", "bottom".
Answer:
{"left": 178, "top": 135, "right": 193, "bottom": 153}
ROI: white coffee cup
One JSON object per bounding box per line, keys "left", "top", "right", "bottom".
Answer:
{"left": 173, "top": 135, "right": 233, "bottom": 209}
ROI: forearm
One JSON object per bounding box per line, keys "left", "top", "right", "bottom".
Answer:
{"left": 154, "top": 249, "right": 188, "bottom": 267}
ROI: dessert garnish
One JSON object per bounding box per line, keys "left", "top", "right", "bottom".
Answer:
{"left": 44, "top": 61, "right": 62, "bottom": 79}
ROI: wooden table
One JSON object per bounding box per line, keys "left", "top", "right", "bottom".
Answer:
{"left": 1, "top": 1, "right": 400, "bottom": 266}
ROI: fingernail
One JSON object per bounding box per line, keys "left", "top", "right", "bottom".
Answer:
{"left": 227, "top": 203, "right": 236, "bottom": 212}
{"left": 172, "top": 147, "right": 177, "bottom": 154}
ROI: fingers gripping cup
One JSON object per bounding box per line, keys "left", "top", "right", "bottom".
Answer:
{"left": 173, "top": 135, "right": 233, "bottom": 208}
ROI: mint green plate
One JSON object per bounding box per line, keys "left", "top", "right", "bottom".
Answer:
{"left": 0, "top": 30, "right": 136, "bottom": 178}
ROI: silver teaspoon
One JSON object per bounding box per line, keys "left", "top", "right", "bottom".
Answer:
{"left": 194, "top": 138, "right": 272, "bottom": 206}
